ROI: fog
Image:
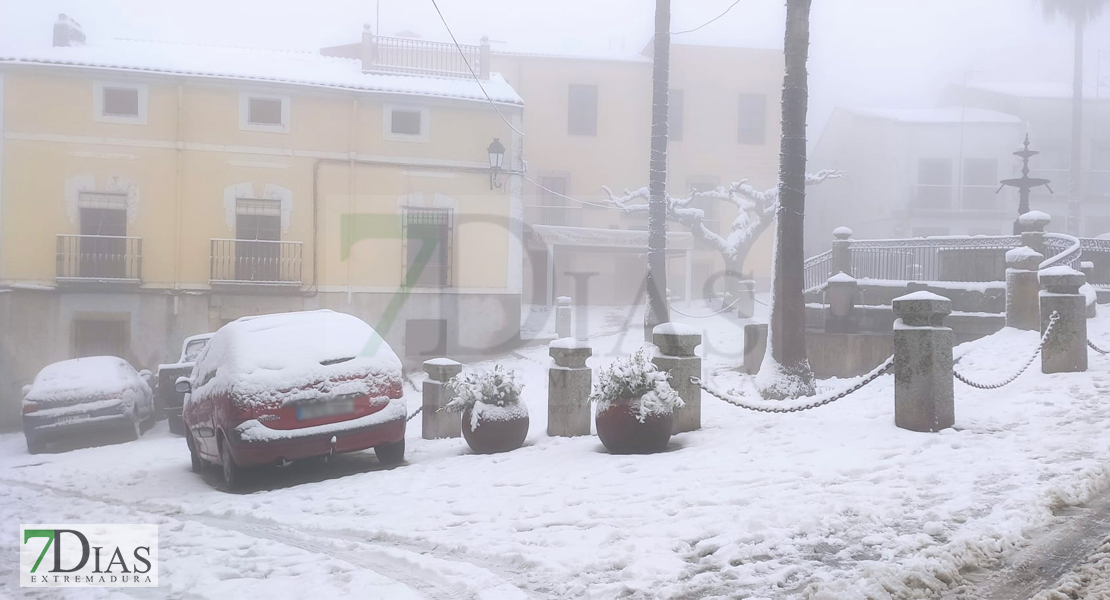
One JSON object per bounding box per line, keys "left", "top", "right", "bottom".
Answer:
{"left": 0, "top": 0, "right": 1100, "bottom": 140}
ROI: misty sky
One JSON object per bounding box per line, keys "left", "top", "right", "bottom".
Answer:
{"left": 0, "top": 0, "right": 1105, "bottom": 140}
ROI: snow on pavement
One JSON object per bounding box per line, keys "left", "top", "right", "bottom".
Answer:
{"left": 4, "top": 304, "right": 1110, "bottom": 599}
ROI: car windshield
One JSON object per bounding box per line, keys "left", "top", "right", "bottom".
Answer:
{"left": 183, "top": 339, "right": 208, "bottom": 362}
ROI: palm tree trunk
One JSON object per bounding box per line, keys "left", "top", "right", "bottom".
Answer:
{"left": 645, "top": 0, "right": 671, "bottom": 341}
{"left": 761, "top": 0, "right": 816, "bottom": 399}
{"left": 1067, "top": 19, "right": 1085, "bottom": 236}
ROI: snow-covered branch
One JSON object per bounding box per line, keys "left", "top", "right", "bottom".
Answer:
{"left": 601, "top": 170, "right": 843, "bottom": 265}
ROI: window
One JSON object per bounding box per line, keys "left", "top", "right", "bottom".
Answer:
{"left": 670, "top": 89, "right": 684, "bottom": 141}
{"left": 568, "top": 84, "right": 598, "bottom": 136}
{"left": 392, "top": 110, "right": 422, "bottom": 135}
{"left": 103, "top": 88, "right": 139, "bottom": 117}
{"left": 383, "top": 105, "right": 430, "bottom": 142}
{"left": 737, "top": 94, "right": 766, "bottom": 144}
{"left": 537, "top": 176, "right": 575, "bottom": 226}
{"left": 403, "top": 207, "right": 453, "bottom": 287}
{"left": 94, "top": 82, "right": 147, "bottom": 124}
{"left": 248, "top": 98, "right": 283, "bottom": 126}
{"left": 961, "top": 158, "right": 998, "bottom": 210}
{"left": 915, "top": 158, "right": 952, "bottom": 209}
{"left": 687, "top": 176, "right": 720, "bottom": 227}
{"left": 235, "top": 199, "right": 281, "bottom": 282}
{"left": 239, "top": 93, "right": 290, "bottom": 133}
{"left": 73, "top": 318, "right": 128, "bottom": 360}
{"left": 79, "top": 206, "right": 127, "bottom": 279}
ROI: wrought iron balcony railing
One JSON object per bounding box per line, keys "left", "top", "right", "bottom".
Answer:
{"left": 56, "top": 234, "right": 142, "bottom": 282}
{"left": 209, "top": 239, "right": 303, "bottom": 286}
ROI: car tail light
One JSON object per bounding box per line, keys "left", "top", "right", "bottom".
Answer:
{"left": 21, "top": 402, "right": 38, "bottom": 414}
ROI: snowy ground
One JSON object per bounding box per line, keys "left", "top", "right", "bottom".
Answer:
{"left": 5, "top": 300, "right": 1110, "bottom": 599}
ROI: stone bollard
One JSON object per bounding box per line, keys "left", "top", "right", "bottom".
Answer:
{"left": 736, "top": 280, "right": 756, "bottom": 319}
{"left": 1039, "top": 267, "right": 1088, "bottom": 374}
{"left": 1018, "top": 210, "right": 1050, "bottom": 253}
{"left": 652, "top": 323, "right": 702, "bottom": 433}
{"left": 831, "top": 226, "right": 854, "bottom": 277}
{"left": 555, "top": 296, "right": 572, "bottom": 339}
{"left": 1005, "top": 246, "right": 1043, "bottom": 331}
{"left": 422, "top": 358, "right": 462, "bottom": 439}
{"left": 548, "top": 339, "right": 592, "bottom": 437}
{"left": 893, "top": 292, "right": 954, "bottom": 433}
{"left": 825, "top": 272, "right": 858, "bottom": 333}
{"left": 1081, "top": 261, "right": 1095, "bottom": 281}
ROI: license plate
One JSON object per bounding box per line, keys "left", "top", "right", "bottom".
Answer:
{"left": 54, "top": 414, "right": 90, "bottom": 425}
{"left": 296, "top": 398, "right": 355, "bottom": 421}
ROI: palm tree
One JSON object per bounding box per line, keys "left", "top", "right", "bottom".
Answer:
{"left": 1042, "top": 0, "right": 1107, "bottom": 235}
{"left": 760, "top": 0, "right": 816, "bottom": 399}
{"left": 644, "top": 0, "right": 672, "bottom": 340}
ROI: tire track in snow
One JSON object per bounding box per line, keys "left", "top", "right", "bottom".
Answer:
{"left": 0, "top": 477, "right": 538, "bottom": 600}
{"left": 944, "top": 492, "right": 1110, "bottom": 600}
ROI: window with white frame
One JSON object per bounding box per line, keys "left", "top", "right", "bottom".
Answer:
{"left": 384, "top": 105, "right": 429, "bottom": 142}
{"left": 239, "top": 93, "right": 290, "bottom": 133}
{"left": 94, "top": 82, "right": 147, "bottom": 124}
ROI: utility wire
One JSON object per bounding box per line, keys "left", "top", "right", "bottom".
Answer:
{"left": 671, "top": 0, "right": 743, "bottom": 35}
{"left": 429, "top": 0, "right": 525, "bottom": 137}
{"left": 522, "top": 175, "right": 615, "bottom": 209}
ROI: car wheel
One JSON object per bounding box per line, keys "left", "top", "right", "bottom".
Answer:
{"left": 122, "top": 417, "right": 141, "bottom": 442}
{"left": 374, "top": 439, "right": 405, "bottom": 467}
{"left": 26, "top": 437, "right": 45, "bottom": 455}
{"left": 219, "top": 437, "right": 243, "bottom": 491}
{"left": 187, "top": 436, "right": 206, "bottom": 474}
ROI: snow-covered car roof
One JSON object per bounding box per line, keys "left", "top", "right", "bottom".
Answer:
{"left": 0, "top": 39, "right": 523, "bottom": 106}
{"left": 196, "top": 310, "right": 402, "bottom": 406}
{"left": 26, "top": 356, "right": 143, "bottom": 403}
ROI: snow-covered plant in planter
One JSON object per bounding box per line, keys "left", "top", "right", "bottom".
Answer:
{"left": 443, "top": 365, "right": 529, "bottom": 454}
{"left": 590, "top": 348, "right": 684, "bottom": 454}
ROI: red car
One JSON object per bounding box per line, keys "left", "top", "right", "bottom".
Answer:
{"left": 179, "top": 310, "right": 406, "bottom": 489}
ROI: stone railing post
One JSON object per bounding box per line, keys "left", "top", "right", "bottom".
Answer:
{"left": 555, "top": 296, "right": 572, "bottom": 339}
{"left": 1005, "top": 246, "right": 1043, "bottom": 331}
{"left": 736, "top": 280, "right": 756, "bottom": 319}
{"left": 1018, "top": 210, "right": 1050, "bottom": 255}
{"left": 422, "top": 358, "right": 462, "bottom": 439}
{"left": 831, "top": 226, "right": 854, "bottom": 277}
{"left": 548, "top": 340, "right": 592, "bottom": 437}
{"left": 1039, "top": 267, "right": 1088, "bottom": 374}
{"left": 479, "top": 35, "right": 491, "bottom": 80}
{"left": 893, "top": 292, "right": 954, "bottom": 433}
{"left": 825, "top": 273, "right": 858, "bottom": 333}
{"left": 652, "top": 324, "right": 702, "bottom": 434}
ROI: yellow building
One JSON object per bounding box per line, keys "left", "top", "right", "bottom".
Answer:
{"left": 0, "top": 18, "right": 524, "bottom": 429}
{"left": 492, "top": 40, "right": 784, "bottom": 306}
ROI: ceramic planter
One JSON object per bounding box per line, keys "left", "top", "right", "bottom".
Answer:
{"left": 595, "top": 397, "right": 673, "bottom": 454}
{"left": 461, "top": 402, "right": 529, "bottom": 454}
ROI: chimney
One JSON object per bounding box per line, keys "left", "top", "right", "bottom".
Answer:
{"left": 53, "top": 14, "right": 86, "bottom": 48}
{"left": 361, "top": 23, "right": 376, "bottom": 73}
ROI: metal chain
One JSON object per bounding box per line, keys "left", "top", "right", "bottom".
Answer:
{"left": 668, "top": 296, "right": 742, "bottom": 319}
{"left": 407, "top": 406, "right": 423, "bottom": 422}
{"left": 692, "top": 356, "right": 894, "bottom": 414}
{"left": 1089, "top": 339, "right": 1110, "bottom": 355}
{"left": 953, "top": 311, "right": 1059, "bottom": 390}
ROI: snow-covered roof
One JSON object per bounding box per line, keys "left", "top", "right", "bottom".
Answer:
{"left": 967, "top": 81, "right": 1110, "bottom": 101}
{"left": 0, "top": 39, "right": 523, "bottom": 105}
{"left": 846, "top": 106, "right": 1023, "bottom": 125}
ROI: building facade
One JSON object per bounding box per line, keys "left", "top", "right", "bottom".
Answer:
{"left": 806, "top": 107, "right": 1027, "bottom": 254}
{"left": 0, "top": 19, "right": 524, "bottom": 429}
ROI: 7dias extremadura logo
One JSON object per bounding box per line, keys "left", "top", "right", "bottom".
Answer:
{"left": 20, "top": 524, "right": 158, "bottom": 587}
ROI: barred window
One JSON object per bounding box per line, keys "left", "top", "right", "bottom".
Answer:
{"left": 403, "top": 207, "right": 453, "bottom": 287}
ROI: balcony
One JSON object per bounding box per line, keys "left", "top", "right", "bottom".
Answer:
{"left": 56, "top": 234, "right": 142, "bottom": 284}
{"left": 367, "top": 34, "right": 486, "bottom": 80}
{"left": 210, "top": 239, "right": 303, "bottom": 287}
{"left": 524, "top": 204, "right": 584, "bottom": 227}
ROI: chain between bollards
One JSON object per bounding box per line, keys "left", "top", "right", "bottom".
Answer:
{"left": 692, "top": 356, "right": 893, "bottom": 414}
{"left": 407, "top": 406, "right": 423, "bottom": 422}
{"left": 1089, "top": 339, "right": 1110, "bottom": 355}
{"left": 668, "top": 296, "right": 742, "bottom": 318}
{"left": 953, "top": 311, "right": 1059, "bottom": 390}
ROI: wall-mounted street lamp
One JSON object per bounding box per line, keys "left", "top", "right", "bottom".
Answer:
{"left": 488, "top": 138, "right": 506, "bottom": 189}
